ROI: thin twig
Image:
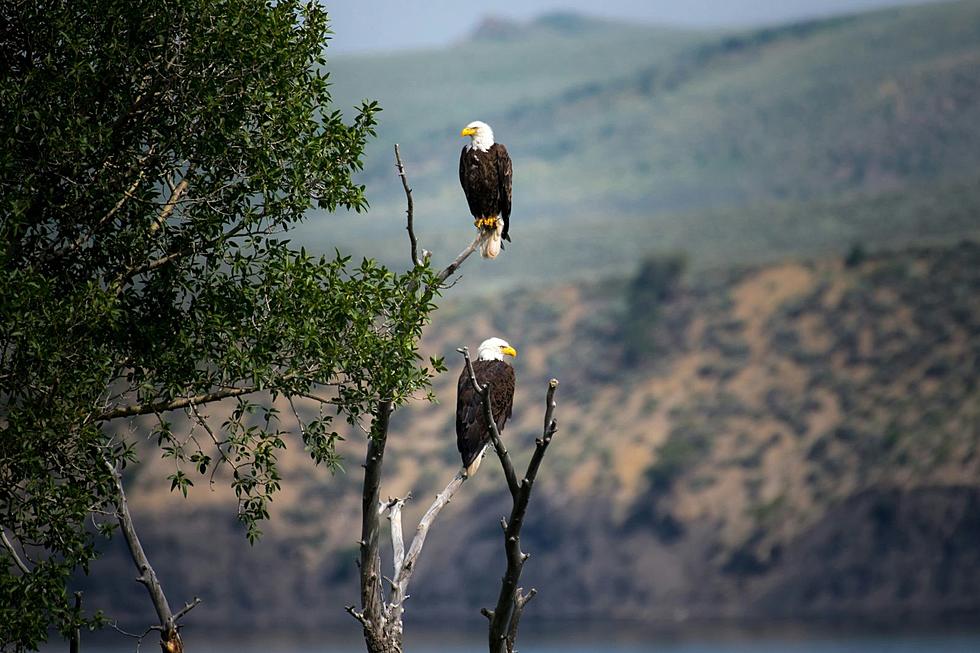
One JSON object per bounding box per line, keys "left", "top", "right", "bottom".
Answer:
{"left": 345, "top": 604, "right": 369, "bottom": 627}
{"left": 110, "top": 622, "right": 156, "bottom": 653}
{"left": 394, "top": 144, "right": 419, "bottom": 267}
{"left": 172, "top": 597, "right": 201, "bottom": 622}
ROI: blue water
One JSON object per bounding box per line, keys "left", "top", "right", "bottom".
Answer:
{"left": 42, "top": 625, "right": 980, "bottom": 653}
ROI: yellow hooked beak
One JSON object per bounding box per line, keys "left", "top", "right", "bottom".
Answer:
{"left": 501, "top": 345, "right": 517, "bottom": 358}
{"left": 461, "top": 126, "right": 477, "bottom": 137}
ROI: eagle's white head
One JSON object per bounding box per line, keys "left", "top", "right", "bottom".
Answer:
{"left": 476, "top": 337, "right": 517, "bottom": 362}
{"left": 460, "top": 120, "right": 494, "bottom": 152}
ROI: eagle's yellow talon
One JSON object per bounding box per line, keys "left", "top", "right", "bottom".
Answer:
{"left": 473, "top": 216, "right": 498, "bottom": 230}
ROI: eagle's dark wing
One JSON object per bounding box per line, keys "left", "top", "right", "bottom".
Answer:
{"left": 491, "top": 143, "right": 513, "bottom": 241}
{"left": 456, "top": 367, "right": 485, "bottom": 469}
{"left": 456, "top": 361, "right": 516, "bottom": 469}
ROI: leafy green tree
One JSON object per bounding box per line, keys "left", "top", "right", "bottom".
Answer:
{"left": 0, "top": 1, "right": 441, "bottom": 650}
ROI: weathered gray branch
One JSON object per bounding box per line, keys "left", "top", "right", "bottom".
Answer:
{"left": 484, "top": 375, "right": 560, "bottom": 653}
{"left": 0, "top": 527, "right": 29, "bottom": 575}
{"left": 394, "top": 144, "right": 420, "bottom": 267}
{"left": 350, "top": 147, "right": 482, "bottom": 653}
{"left": 106, "top": 457, "right": 199, "bottom": 652}
{"left": 393, "top": 143, "right": 478, "bottom": 283}
{"left": 387, "top": 471, "right": 467, "bottom": 629}
{"left": 352, "top": 456, "right": 469, "bottom": 652}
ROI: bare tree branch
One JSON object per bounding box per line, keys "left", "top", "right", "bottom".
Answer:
{"left": 387, "top": 471, "right": 467, "bottom": 631}
{"left": 352, "top": 410, "right": 472, "bottom": 653}
{"left": 394, "top": 144, "right": 420, "bottom": 267}
{"left": 505, "top": 588, "right": 536, "bottom": 653}
{"left": 0, "top": 527, "right": 29, "bottom": 574}
{"left": 485, "top": 379, "right": 560, "bottom": 653}
{"left": 392, "top": 145, "right": 476, "bottom": 284}
{"left": 172, "top": 597, "right": 202, "bottom": 622}
{"left": 149, "top": 176, "right": 189, "bottom": 235}
{"left": 106, "top": 456, "right": 197, "bottom": 653}
{"left": 350, "top": 146, "right": 485, "bottom": 653}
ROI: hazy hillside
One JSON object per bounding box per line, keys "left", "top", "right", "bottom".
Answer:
{"left": 79, "top": 239, "right": 980, "bottom": 629}
{"left": 291, "top": 1, "right": 980, "bottom": 288}
{"left": 66, "top": 1, "right": 980, "bottom": 638}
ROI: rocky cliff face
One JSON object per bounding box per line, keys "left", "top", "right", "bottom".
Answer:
{"left": 79, "top": 241, "right": 980, "bottom": 630}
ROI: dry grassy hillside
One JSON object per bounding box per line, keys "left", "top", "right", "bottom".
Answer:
{"left": 83, "top": 240, "right": 980, "bottom": 629}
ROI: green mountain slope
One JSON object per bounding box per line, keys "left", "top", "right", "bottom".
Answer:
{"left": 296, "top": 1, "right": 980, "bottom": 288}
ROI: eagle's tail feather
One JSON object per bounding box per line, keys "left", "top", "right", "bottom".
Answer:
{"left": 463, "top": 444, "right": 489, "bottom": 477}
{"left": 480, "top": 219, "right": 504, "bottom": 259}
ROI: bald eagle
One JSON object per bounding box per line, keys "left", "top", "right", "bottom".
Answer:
{"left": 457, "top": 337, "right": 517, "bottom": 476}
{"left": 459, "top": 121, "right": 513, "bottom": 259}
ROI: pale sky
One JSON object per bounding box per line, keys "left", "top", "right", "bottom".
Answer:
{"left": 322, "top": 0, "right": 942, "bottom": 54}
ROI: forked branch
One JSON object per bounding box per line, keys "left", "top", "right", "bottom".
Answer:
{"left": 106, "top": 457, "right": 200, "bottom": 652}
{"left": 385, "top": 471, "right": 468, "bottom": 635}
{"left": 457, "top": 345, "right": 560, "bottom": 653}
{"left": 351, "top": 432, "right": 469, "bottom": 652}
{"left": 350, "top": 146, "right": 485, "bottom": 653}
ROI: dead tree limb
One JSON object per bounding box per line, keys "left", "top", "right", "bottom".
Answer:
{"left": 488, "top": 379, "right": 558, "bottom": 653}
{"left": 393, "top": 142, "right": 478, "bottom": 283}
{"left": 388, "top": 471, "right": 466, "bottom": 627}
{"left": 0, "top": 527, "right": 30, "bottom": 575}
{"left": 350, "top": 146, "right": 483, "bottom": 653}
{"left": 394, "top": 144, "right": 421, "bottom": 267}
{"left": 456, "top": 347, "right": 560, "bottom": 653}
{"left": 106, "top": 457, "right": 200, "bottom": 653}
{"left": 352, "top": 436, "right": 468, "bottom": 652}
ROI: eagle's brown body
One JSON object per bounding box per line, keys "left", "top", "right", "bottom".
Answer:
{"left": 456, "top": 359, "right": 516, "bottom": 475}
{"left": 459, "top": 143, "right": 513, "bottom": 243}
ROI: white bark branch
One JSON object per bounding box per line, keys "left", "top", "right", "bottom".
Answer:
{"left": 0, "top": 527, "right": 29, "bottom": 574}
{"left": 387, "top": 470, "right": 467, "bottom": 624}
